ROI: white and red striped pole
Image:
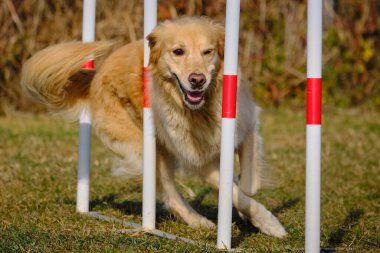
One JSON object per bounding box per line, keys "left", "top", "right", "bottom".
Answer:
{"left": 76, "top": 0, "right": 96, "bottom": 213}
{"left": 142, "top": 0, "right": 157, "bottom": 230}
{"left": 305, "top": 0, "right": 322, "bottom": 252}
{"left": 217, "top": 0, "right": 240, "bottom": 249}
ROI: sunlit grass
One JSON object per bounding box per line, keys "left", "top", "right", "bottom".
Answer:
{"left": 0, "top": 107, "right": 379, "bottom": 252}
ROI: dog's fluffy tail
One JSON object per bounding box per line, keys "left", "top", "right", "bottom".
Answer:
{"left": 21, "top": 41, "right": 113, "bottom": 119}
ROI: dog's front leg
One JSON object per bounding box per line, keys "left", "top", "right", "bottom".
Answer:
{"left": 202, "top": 164, "right": 287, "bottom": 238}
{"left": 157, "top": 152, "right": 215, "bottom": 229}
{"left": 237, "top": 126, "right": 264, "bottom": 196}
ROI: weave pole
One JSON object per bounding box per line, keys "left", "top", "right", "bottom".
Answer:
{"left": 305, "top": 0, "right": 322, "bottom": 252}
{"left": 76, "top": 0, "right": 96, "bottom": 213}
{"left": 142, "top": 0, "right": 157, "bottom": 229}
{"left": 217, "top": 0, "right": 240, "bottom": 249}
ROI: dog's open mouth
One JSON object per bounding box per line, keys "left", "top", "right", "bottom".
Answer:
{"left": 184, "top": 90, "right": 204, "bottom": 104}
{"left": 174, "top": 74, "right": 205, "bottom": 106}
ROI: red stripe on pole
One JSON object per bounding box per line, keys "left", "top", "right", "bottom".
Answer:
{"left": 82, "top": 59, "right": 94, "bottom": 69}
{"left": 143, "top": 67, "right": 150, "bottom": 107}
{"left": 306, "top": 78, "right": 322, "bottom": 125}
{"left": 222, "top": 75, "right": 237, "bottom": 118}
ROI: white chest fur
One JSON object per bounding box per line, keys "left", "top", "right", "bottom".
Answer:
{"left": 153, "top": 101, "right": 222, "bottom": 169}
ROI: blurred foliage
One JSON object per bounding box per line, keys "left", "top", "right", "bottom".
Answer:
{"left": 0, "top": 0, "right": 379, "bottom": 113}
{"left": 323, "top": 0, "right": 380, "bottom": 108}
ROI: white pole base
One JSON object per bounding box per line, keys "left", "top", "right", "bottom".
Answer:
{"left": 217, "top": 118, "right": 236, "bottom": 249}
{"left": 305, "top": 125, "right": 321, "bottom": 253}
{"left": 76, "top": 181, "right": 90, "bottom": 213}
{"left": 76, "top": 108, "right": 92, "bottom": 213}
{"left": 142, "top": 108, "right": 156, "bottom": 229}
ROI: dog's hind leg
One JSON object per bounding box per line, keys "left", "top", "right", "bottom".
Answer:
{"left": 202, "top": 164, "right": 287, "bottom": 238}
{"left": 157, "top": 152, "right": 215, "bottom": 229}
{"left": 92, "top": 115, "right": 144, "bottom": 178}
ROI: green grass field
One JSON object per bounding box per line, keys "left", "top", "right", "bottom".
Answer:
{"left": 0, "top": 107, "right": 379, "bottom": 252}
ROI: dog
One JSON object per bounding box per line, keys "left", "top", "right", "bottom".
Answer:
{"left": 21, "top": 17, "right": 286, "bottom": 238}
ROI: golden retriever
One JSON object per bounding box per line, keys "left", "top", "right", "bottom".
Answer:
{"left": 21, "top": 17, "right": 286, "bottom": 237}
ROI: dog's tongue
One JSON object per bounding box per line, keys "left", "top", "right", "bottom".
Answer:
{"left": 187, "top": 91, "right": 203, "bottom": 102}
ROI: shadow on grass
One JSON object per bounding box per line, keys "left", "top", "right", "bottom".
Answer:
{"left": 232, "top": 209, "right": 261, "bottom": 247}
{"left": 272, "top": 197, "right": 301, "bottom": 216}
{"left": 90, "top": 194, "right": 143, "bottom": 215}
{"left": 322, "top": 209, "right": 364, "bottom": 252}
{"left": 89, "top": 193, "right": 219, "bottom": 227}
{"left": 189, "top": 187, "right": 218, "bottom": 223}
{"left": 89, "top": 193, "right": 302, "bottom": 247}
{"left": 89, "top": 194, "right": 175, "bottom": 223}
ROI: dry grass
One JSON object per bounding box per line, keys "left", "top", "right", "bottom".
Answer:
{"left": 0, "top": 106, "right": 379, "bottom": 252}
{"left": 1, "top": 0, "right": 380, "bottom": 113}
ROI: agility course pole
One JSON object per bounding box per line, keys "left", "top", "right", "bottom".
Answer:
{"left": 76, "top": 0, "right": 96, "bottom": 213}
{"left": 142, "top": 0, "right": 157, "bottom": 230}
{"left": 305, "top": 0, "right": 322, "bottom": 252}
{"left": 217, "top": 0, "right": 240, "bottom": 249}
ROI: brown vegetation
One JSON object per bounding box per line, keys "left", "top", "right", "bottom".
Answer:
{"left": 1, "top": 0, "right": 379, "bottom": 113}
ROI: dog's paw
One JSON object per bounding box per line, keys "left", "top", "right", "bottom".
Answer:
{"left": 250, "top": 211, "right": 287, "bottom": 238}
{"left": 188, "top": 216, "right": 216, "bottom": 230}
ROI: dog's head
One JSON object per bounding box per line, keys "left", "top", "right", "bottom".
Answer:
{"left": 147, "top": 17, "right": 224, "bottom": 110}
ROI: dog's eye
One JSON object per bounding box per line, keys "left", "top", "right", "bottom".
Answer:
{"left": 203, "top": 49, "right": 213, "bottom": 55}
{"left": 173, "top": 49, "right": 184, "bottom": 56}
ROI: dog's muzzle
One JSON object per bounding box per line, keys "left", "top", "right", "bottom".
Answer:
{"left": 173, "top": 74, "right": 206, "bottom": 107}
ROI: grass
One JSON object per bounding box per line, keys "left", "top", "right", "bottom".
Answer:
{"left": 0, "top": 107, "right": 379, "bottom": 252}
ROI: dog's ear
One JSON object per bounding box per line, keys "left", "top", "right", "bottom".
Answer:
{"left": 147, "top": 30, "right": 161, "bottom": 66}
{"left": 215, "top": 24, "right": 225, "bottom": 59}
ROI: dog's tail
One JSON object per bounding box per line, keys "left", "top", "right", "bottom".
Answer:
{"left": 21, "top": 41, "right": 113, "bottom": 119}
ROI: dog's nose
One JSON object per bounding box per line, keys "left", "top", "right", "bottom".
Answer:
{"left": 188, "top": 73, "right": 206, "bottom": 88}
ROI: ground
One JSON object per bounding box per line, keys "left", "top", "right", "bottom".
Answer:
{"left": 0, "top": 106, "right": 379, "bottom": 252}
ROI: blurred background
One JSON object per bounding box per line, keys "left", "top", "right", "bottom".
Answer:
{"left": 0, "top": 0, "right": 379, "bottom": 114}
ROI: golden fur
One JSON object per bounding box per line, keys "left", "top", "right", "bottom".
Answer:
{"left": 21, "top": 17, "right": 286, "bottom": 237}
